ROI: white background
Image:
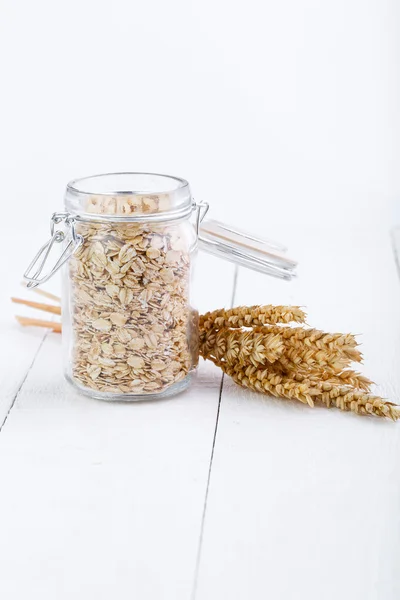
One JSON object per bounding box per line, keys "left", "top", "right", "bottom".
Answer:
{"left": 1, "top": 0, "right": 399, "bottom": 245}
{"left": 1, "top": 2, "right": 400, "bottom": 599}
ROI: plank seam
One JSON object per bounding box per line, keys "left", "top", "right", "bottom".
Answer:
{"left": 391, "top": 227, "right": 400, "bottom": 282}
{"left": 0, "top": 331, "right": 48, "bottom": 434}
{"left": 191, "top": 266, "right": 239, "bottom": 599}
{"left": 191, "top": 373, "right": 224, "bottom": 600}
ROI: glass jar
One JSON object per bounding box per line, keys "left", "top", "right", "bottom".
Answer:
{"left": 24, "top": 172, "right": 297, "bottom": 401}
{"left": 64, "top": 173, "right": 204, "bottom": 400}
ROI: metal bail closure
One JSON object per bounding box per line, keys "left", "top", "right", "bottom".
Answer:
{"left": 193, "top": 200, "right": 209, "bottom": 235}
{"left": 23, "top": 212, "right": 83, "bottom": 288}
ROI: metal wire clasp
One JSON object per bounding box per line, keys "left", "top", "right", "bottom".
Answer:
{"left": 23, "top": 212, "right": 83, "bottom": 288}
{"left": 194, "top": 201, "right": 209, "bottom": 235}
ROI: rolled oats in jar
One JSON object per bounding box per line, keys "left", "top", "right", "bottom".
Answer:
{"left": 23, "top": 172, "right": 297, "bottom": 402}
{"left": 60, "top": 173, "right": 200, "bottom": 400}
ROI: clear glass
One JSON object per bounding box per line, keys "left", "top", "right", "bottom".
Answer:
{"left": 62, "top": 173, "right": 198, "bottom": 401}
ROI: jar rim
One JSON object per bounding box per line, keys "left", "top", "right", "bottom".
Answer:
{"left": 64, "top": 172, "right": 193, "bottom": 222}
{"left": 67, "top": 171, "right": 189, "bottom": 196}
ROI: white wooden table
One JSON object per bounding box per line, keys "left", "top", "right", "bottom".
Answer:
{"left": 1, "top": 218, "right": 400, "bottom": 600}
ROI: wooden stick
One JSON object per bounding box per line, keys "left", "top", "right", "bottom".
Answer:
{"left": 21, "top": 282, "right": 61, "bottom": 303}
{"left": 11, "top": 297, "right": 61, "bottom": 315}
{"left": 15, "top": 315, "right": 62, "bottom": 333}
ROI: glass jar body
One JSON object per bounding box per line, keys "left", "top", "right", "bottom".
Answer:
{"left": 62, "top": 217, "right": 198, "bottom": 400}
{"left": 60, "top": 173, "right": 199, "bottom": 401}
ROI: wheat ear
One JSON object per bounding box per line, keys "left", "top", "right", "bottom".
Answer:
{"left": 199, "top": 305, "right": 398, "bottom": 420}
{"left": 200, "top": 305, "right": 306, "bottom": 330}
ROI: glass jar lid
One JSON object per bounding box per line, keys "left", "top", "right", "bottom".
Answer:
{"left": 199, "top": 219, "right": 297, "bottom": 280}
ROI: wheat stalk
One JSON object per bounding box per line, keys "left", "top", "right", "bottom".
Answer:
{"left": 199, "top": 305, "right": 398, "bottom": 421}
{"left": 11, "top": 297, "right": 62, "bottom": 315}
{"left": 15, "top": 315, "right": 61, "bottom": 333}
{"left": 20, "top": 282, "right": 61, "bottom": 303}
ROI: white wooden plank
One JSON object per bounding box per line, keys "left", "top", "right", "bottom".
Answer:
{"left": 0, "top": 320, "right": 46, "bottom": 427}
{"left": 0, "top": 232, "right": 51, "bottom": 425}
{"left": 0, "top": 254, "right": 235, "bottom": 600}
{"left": 195, "top": 225, "right": 400, "bottom": 600}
